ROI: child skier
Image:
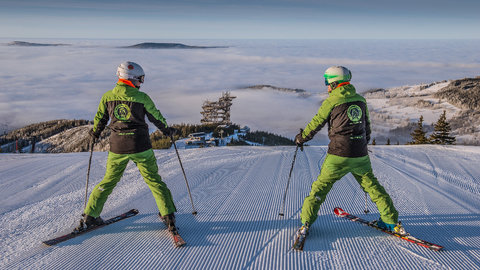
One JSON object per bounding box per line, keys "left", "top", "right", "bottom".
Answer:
{"left": 77, "top": 61, "right": 178, "bottom": 233}
{"left": 294, "top": 66, "right": 402, "bottom": 240}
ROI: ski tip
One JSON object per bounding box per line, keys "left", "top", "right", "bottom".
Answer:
{"left": 175, "top": 242, "right": 186, "bottom": 248}
{"left": 42, "top": 241, "right": 54, "bottom": 247}
{"left": 333, "top": 207, "right": 346, "bottom": 216}
{"left": 172, "top": 234, "right": 187, "bottom": 247}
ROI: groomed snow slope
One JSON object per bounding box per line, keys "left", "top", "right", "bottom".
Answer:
{"left": 1, "top": 146, "right": 480, "bottom": 269}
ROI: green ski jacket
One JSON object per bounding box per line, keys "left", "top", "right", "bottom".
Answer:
{"left": 302, "top": 83, "right": 371, "bottom": 157}
{"left": 92, "top": 81, "right": 168, "bottom": 154}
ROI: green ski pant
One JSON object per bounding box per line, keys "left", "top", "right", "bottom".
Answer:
{"left": 84, "top": 149, "right": 176, "bottom": 217}
{"left": 301, "top": 154, "right": 398, "bottom": 225}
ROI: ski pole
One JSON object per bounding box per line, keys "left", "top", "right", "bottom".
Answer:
{"left": 170, "top": 135, "right": 198, "bottom": 215}
{"left": 84, "top": 140, "right": 94, "bottom": 210}
{"left": 279, "top": 144, "right": 300, "bottom": 217}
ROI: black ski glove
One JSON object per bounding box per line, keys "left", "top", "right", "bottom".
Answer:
{"left": 88, "top": 128, "right": 100, "bottom": 139}
{"left": 295, "top": 132, "right": 305, "bottom": 150}
{"left": 162, "top": 127, "right": 178, "bottom": 137}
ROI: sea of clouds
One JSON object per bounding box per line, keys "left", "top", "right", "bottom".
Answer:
{"left": 1, "top": 38, "right": 479, "bottom": 140}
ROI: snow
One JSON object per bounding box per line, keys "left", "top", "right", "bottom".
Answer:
{"left": 1, "top": 145, "right": 480, "bottom": 269}
{"left": 363, "top": 81, "right": 477, "bottom": 144}
{"left": 366, "top": 81, "right": 458, "bottom": 125}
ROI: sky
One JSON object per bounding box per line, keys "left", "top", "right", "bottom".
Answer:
{"left": 1, "top": 0, "right": 480, "bottom": 39}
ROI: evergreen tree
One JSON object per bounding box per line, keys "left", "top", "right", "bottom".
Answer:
{"left": 409, "top": 115, "right": 429, "bottom": 144}
{"left": 430, "top": 110, "right": 456, "bottom": 145}
{"left": 386, "top": 138, "right": 391, "bottom": 145}
{"left": 372, "top": 138, "right": 376, "bottom": 145}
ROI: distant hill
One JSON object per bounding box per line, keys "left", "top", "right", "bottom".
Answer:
{"left": 7, "top": 41, "right": 70, "bottom": 47}
{"left": 244, "top": 85, "right": 311, "bottom": 98}
{"left": 434, "top": 77, "right": 480, "bottom": 110}
{"left": 0, "top": 121, "right": 292, "bottom": 153}
{"left": 364, "top": 77, "right": 480, "bottom": 145}
{"left": 0, "top": 119, "right": 90, "bottom": 145}
{"left": 0, "top": 120, "right": 110, "bottom": 153}
{"left": 122, "top": 42, "right": 226, "bottom": 49}
{"left": 33, "top": 125, "right": 110, "bottom": 153}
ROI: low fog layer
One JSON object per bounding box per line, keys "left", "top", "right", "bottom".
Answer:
{"left": 1, "top": 39, "right": 479, "bottom": 139}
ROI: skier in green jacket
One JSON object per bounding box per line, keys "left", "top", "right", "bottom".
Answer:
{"left": 76, "top": 61, "right": 178, "bottom": 232}
{"left": 294, "top": 66, "right": 401, "bottom": 237}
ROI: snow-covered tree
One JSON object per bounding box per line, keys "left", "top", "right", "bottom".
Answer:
{"left": 430, "top": 110, "right": 456, "bottom": 145}
{"left": 409, "top": 116, "right": 429, "bottom": 144}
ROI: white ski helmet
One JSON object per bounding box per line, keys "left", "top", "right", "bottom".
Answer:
{"left": 116, "top": 61, "right": 145, "bottom": 83}
{"left": 324, "top": 66, "right": 352, "bottom": 85}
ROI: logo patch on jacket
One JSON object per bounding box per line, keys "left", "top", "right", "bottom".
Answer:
{"left": 347, "top": 105, "right": 362, "bottom": 123}
{"left": 114, "top": 104, "right": 131, "bottom": 121}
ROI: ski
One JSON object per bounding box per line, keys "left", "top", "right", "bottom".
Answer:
{"left": 169, "top": 230, "right": 186, "bottom": 248}
{"left": 292, "top": 225, "right": 309, "bottom": 251}
{"left": 158, "top": 214, "right": 186, "bottom": 247}
{"left": 333, "top": 207, "right": 443, "bottom": 251}
{"left": 43, "top": 209, "right": 139, "bottom": 246}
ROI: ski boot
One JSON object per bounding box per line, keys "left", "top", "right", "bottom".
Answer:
{"left": 293, "top": 222, "right": 309, "bottom": 250}
{"left": 74, "top": 214, "right": 105, "bottom": 233}
{"left": 296, "top": 223, "right": 309, "bottom": 237}
{"left": 159, "top": 213, "right": 177, "bottom": 233}
{"left": 375, "top": 218, "right": 408, "bottom": 236}
{"left": 393, "top": 221, "right": 408, "bottom": 236}
{"left": 158, "top": 212, "right": 186, "bottom": 247}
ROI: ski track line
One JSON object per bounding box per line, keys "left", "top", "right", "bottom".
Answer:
{"left": 55, "top": 217, "right": 150, "bottom": 269}
{"left": 0, "top": 189, "right": 93, "bottom": 266}
{"left": 397, "top": 244, "right": 451, "bottom": 270}
{"left": 241, "top": 151, "right": 294, "bottom": 268}
{"left": 374, "top": 149, "right": 480, "bottom": 214}
{"left": 222, "top": 150, "right": 283, "bottom": 269}
{"left": 410, "top": 149, "right": 479, "bottom": 196}
{"left": 2, "top": 147, "right": 480, "bottom": 269}
{"left": 166, "top": 147, "right": 265, "bottom": 215}
{"left": 2, "top": 152, "right": 177, "bottom": 269}
{"left": 197, "top": 152, "right": 260, "bottom": 216}
{"left": 370, "top": 150, "right": 431, "bottom": 217}
{"left": 222, "top": 147, "right": 317, "bottom": 269}
{"left": 1, "top": 154, "right": 88, "bottom": 213}
{"left": 373, "top": 150, "right": 467, "bottom": 216}
{"left": 455, "top": 162, "right": 480, "bottom": 195}
{"left": 387, "top": 150, "right": 480, "bottom": 213}
{"left": 168, "top": 147, "right": 270, "bottom": 269}
{"left": 372, "top": 148, "right": 480, "bottom": 268}
{"left": 378, "top": 146, "right": 480, "bottom": 196}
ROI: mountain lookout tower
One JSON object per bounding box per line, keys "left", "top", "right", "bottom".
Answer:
{"left": 201, "top": 92, "right": 236, "bottom": 125}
